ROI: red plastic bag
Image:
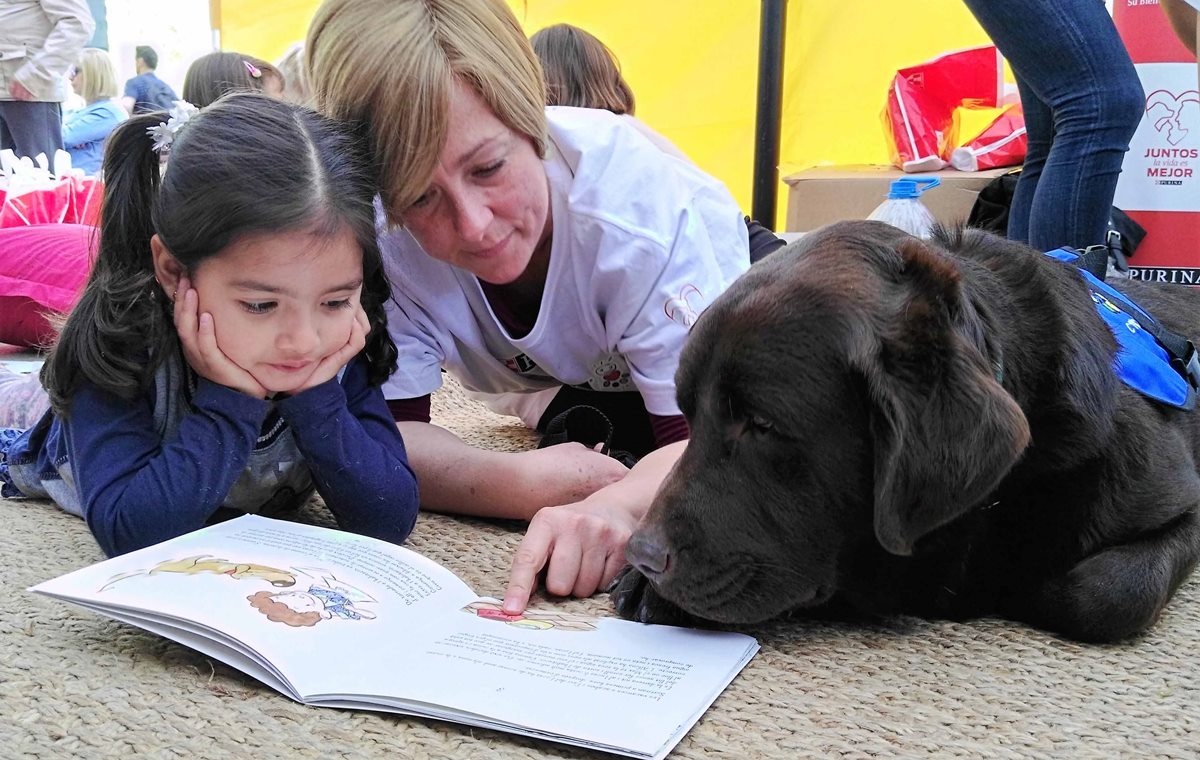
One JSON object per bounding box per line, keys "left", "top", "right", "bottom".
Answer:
{"left": 0, "top": 149, "right": 103, "bottom": 228}
{"left": 66, "top": 176, "right": 104, "bottom": 226}
{"left": 0, "top": 179, "right": 73, "bottom": 227}
{"left": 882, "top": 45, "right": 1005, "bottom": 172}
{"left": 949, "top": 105, "right": 1027, "bottom": 172}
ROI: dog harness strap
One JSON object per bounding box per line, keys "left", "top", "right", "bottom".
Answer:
{"left": 1051, "top": 247, "right": 1196, "bottom": 365}
{"left": 1074, "top": 244, "right": 1110, "bottom": 280}
{"left": 1045, "top": 247, "right": 1198, "bottom": 411}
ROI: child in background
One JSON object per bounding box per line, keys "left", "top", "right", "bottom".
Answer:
{"left": 530, "top": 23, "right": 636, "bottom": 114}
{"left": 0, "top": 93, "right": 419, "bottom": 557}
{"left": 530, "top": 23, "right": 782, "bottom": 257}
{"left": 182, "top": 52, "right": 285, "bottom": 107}
{"left": 530, "top": 23, "right": 686, "bottom": 161}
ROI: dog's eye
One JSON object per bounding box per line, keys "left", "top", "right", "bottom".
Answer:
{"left": 722, "top": 393, "right": 774, "bottom": 433}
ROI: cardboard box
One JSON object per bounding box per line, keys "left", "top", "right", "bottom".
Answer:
{"left": 782, "top": 165, "right": 1012, "bottom": 233}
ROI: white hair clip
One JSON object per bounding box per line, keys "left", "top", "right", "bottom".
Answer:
{"left": 147, "top": 100, "right": 200, "bottom": 154}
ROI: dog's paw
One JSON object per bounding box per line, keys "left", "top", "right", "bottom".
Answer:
{"left": 1025, "top": 543, "right": 1176, "bottom": 643}
{"left": 609, "top": 565, "right": 698, "bottom": 626}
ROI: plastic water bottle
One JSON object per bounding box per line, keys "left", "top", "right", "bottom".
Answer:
{"left": 867, "top": 177, "right": 941, "bottom": 238}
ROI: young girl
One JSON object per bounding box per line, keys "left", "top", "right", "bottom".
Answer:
{"left": 0, "top": 93, "right": 419, "bottom": 557}
{"left": 182, "top": 52, "right": 285, "bottom": 107}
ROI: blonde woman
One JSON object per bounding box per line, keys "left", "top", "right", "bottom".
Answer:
{"left": 306, "top": 0, "right": 779, "bottom": 615}
{"left": 62, "top": 47, "right": 126, "bottom": 175}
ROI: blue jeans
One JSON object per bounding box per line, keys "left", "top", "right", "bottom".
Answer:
{"left": 0, "top": 427, "right": 26, "bottom": 498}
{"left": 0, "top": 100, "right": 64, "bottom": 162}
{"left": 961, "top": 0, "right": 1145, "bottom": 250}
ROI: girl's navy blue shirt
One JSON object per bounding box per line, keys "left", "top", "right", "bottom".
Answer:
{"left": 4, "top": 353, "right": 419, "bottom": 556}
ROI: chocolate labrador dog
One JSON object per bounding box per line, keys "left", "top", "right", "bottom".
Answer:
{"left": 613, "top": 220, "right": 1200, "bottom": 643}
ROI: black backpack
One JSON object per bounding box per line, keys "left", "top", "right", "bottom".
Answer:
{"left": 967, "top": 168, "right": 1145, "bottom": 271}
{"left": 966, "top": 169, "right": 1021, "bottom": 235}
{"left": 135, "top": 76, "right": 180, "bottom": 114}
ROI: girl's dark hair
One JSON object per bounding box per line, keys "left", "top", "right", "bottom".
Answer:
{"left": 42, "top": 92, "right": 396, "bottom": 414}
{"left": 529, "top": 24, "right": 635, "bottom": 115}
{"left": 182, "top": 51, "right": 285, "bottom": 107}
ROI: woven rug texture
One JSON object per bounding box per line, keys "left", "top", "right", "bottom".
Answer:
{"left": 3, "top": 377, "right": 1198, "bottom": 758}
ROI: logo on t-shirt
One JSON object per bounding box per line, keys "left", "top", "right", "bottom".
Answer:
{"left": 583, "top": 353, "right": 632, "bottom": 391}
{"left": 504, "top": 353, "right": 551, "bottom": 378}
{"left": 664, "top": 284, "right": 704, "bottom": 327}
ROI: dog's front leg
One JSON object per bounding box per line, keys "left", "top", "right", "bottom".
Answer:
{"left": 1019, "top": 510, "right": 1200, "bottom": 642}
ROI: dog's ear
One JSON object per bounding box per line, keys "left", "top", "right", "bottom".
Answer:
{"left": 865, "top": 238, "right": 1031, "bottom": 556}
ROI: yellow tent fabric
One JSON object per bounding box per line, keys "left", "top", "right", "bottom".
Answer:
{"left": 212, "top": 0, "right": 314, "bottom": 61}
{"left": 214, "top": 0, "right": 992, "bottom": 229}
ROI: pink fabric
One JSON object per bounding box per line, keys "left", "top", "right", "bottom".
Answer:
{"left": 0, "top": 224, "right": 95, "bottom": 347}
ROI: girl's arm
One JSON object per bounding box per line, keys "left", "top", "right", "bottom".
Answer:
{"left": 276, "top": 359, "right": 419, "bottom": 545}
{"left": 65, "top": 379, "right": 268, "bottom": 557}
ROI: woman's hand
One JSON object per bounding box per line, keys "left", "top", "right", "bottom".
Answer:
{"left": 9, "top": 79, "right": 34, "bottom": 101}
{"left": 291, "top": 304, "right": 369, "bottom": 394}
{"left": 501, "top": 493, "right": 641, "bottom": 614}
{"left": 500, "top": 440, "right": 688, "bottom": 614}
{"left": 173, "top": 275, "right": 268, "bottom": 399}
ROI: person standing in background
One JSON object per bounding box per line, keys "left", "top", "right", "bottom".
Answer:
{"left": 960, "top": 0, "right": 1144, "bottom": 251}
{"left": 62, "top": 47, "right": 125, "bottom": 174}
{"left": 0, "top": 0, "right": 95, "bottom": 161}
{"left": 121, "top": 45, "right": 178, "bottom": 114}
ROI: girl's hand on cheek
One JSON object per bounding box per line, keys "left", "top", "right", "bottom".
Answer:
{"left": 294, "top": 304, "right": 369, "bottom": 394}
{"left": 174, "top": 276, "right": 269, "bottom": 399}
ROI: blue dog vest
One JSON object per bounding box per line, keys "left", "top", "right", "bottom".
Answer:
{"left": 1045, "top": 247, "right": 1199, "bottom": 411}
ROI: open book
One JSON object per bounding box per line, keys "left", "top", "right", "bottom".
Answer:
{"left": 30, "top": 515, "right": 758, "bottom": 759}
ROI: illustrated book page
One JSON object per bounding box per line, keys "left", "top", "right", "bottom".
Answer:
{"left": 31, "top": 515, "right": 759, "bottom": 759}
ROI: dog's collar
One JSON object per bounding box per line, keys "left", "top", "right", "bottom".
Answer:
{"left": 968, "top": 296, "right": 1005, "bottom": 387}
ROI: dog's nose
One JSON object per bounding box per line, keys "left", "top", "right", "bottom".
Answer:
{"left": 626, "top": 527, "right": 671, "bottom": 578}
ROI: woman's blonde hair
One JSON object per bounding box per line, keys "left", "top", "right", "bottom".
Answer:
{"left": 75, "top": 48, "right": 118, "bottom": 103}
{"left": 306, "top": 0, "right": 548, "bottom": 222}
{"left": 530, "top": 24, "right": 635, "bottom": 115}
